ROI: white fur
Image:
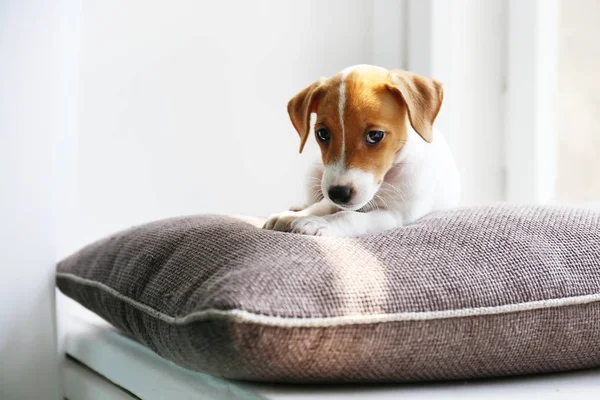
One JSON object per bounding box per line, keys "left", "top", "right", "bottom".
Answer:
{"left": 321, "top": 65, "right": 381, "bottom": 212}
{"left": 265, "top": 125, "right": 460, "bottom": 237}
{"left": 338, "top": 69, "right": 348, "bottom": 161}
{"left": 321, "top": 165, "right": 379, "bottom": 211}
{"left": 335, "top": 65, "right": 386, "bottom": 160}
{"left": 336, "top": 65, "right": 385, "bottom": 163}
{"left": 380, "top": 126, "right": 461, "bottom": 225}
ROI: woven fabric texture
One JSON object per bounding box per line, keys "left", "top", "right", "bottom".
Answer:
{"left": 56, "top": 205, "right": 600, "bottom": 382}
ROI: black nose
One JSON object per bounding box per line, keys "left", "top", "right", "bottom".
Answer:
{"left": 328, "top": 186, "right": 353, "bottom": 204}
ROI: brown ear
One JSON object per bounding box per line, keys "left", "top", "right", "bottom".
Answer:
{"left": 287, "top": 78, "right": 325, "bottom": 153}
{"left": 387, "top": 70, "right": 443, "bottom": 143}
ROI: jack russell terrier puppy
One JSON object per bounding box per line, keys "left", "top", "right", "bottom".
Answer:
{"left": 264, "top": 65, "right": 460, "bottom": 237}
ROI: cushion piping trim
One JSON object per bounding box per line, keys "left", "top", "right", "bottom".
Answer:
{"left": 56, "top": 272, "right": 600, "bottom": 328}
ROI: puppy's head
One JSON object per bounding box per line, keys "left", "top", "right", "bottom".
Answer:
{"left": 288, "top": 65, "right": 443, "bottom": 210}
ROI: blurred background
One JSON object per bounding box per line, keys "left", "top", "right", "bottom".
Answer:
{"left": 1, "top": 0, "right": 598, "bottom": 398}
{"left": 557, "top": 0, "right": 600, "bottom": 201}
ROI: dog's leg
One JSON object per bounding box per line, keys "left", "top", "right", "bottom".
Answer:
{"left": 288, "top": 204, "right": 309, "bottom": 212}
{"left": 264, "top": 199, "right": 338, "bottom": 232}
{"left": 290, "top": 210, "right": 402, "bottom": 237}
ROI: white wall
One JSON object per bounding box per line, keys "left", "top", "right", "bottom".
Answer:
{"left": 0, "top": 1, "right": 79, "bottom": 398}
{"left": 67, "top": 0, "right": 375, "bottom": 255}
{"left": 505, "top": 0, "right": 559, "bottom": 203}
{"left": 556, "top": 0, "right": 600, "bottom": 201}
{"left": 406, "top": 0, "right": 508, "bottom": 205}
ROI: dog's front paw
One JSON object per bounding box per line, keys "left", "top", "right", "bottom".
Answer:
{"left": 290, "top": 216, "right": 334, "bottom": 236}
{"left": 288, "top": 203, "right": 308, "bottom": 212}
{"left": 263, "top": 211, "right": 304, "bottom": 232}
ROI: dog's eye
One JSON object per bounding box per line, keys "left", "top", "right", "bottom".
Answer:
{"left": 315, "top": 128, "right": 330, "bottom": 143}
{"left": 366, "top": 130, "right": 385, "bottom": 145}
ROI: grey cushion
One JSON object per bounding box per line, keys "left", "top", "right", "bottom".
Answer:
{"left": 56, "top": 205, "right": 600, "bottom": 383}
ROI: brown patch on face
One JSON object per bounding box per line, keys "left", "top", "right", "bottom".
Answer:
{"left": 312, "top": 75, "right": 344, "bottom": 165}
{"left": 287, "top": 66, "right": 443, "bottom": 184}
{"left": 315, "top": 67, "right": 409, "bottom": 181}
